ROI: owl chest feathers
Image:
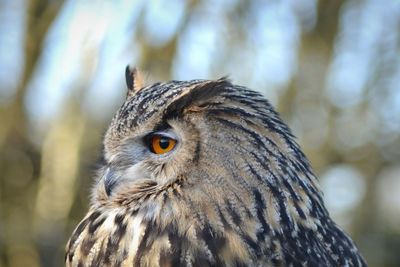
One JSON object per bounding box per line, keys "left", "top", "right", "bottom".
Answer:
{"left": 66, "top": 179, "right": 367, "bottom": 267}
{"left": 66, "top": 186, "right": 264, "bottom": 267}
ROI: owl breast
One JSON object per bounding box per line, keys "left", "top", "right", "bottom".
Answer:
{"left": 66, "top": 208, "right": 144, "bottom": 266}
{"left": 65, "top": 187, "right": 268, "bottom": 267}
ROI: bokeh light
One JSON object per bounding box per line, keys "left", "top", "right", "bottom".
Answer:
{"left": 320, "top": 164, "right": 366, "bottom": 228}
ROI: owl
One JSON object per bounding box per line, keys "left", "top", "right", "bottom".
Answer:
{"left": 65, "top": 67, "right": 367, "bottom": 267}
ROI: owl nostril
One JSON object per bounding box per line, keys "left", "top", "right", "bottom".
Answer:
{"left": 104, "top": 167, "right": 118, "bottom": 196}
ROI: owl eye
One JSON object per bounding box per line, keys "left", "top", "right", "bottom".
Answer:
{"left": 148, "top": 134, "right": 177, "bottom": 154}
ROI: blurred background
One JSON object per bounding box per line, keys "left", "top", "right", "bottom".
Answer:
{"left": 0, "top": 0, "right": 400, "bottom": 266}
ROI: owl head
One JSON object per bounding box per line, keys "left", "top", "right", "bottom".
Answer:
{"left": 93, "top": 66, "right": 324, "bottom": 226}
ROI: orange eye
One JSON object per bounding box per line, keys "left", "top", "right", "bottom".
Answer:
{"left": 149, "top": 135, "right": 177, "bottom": 154}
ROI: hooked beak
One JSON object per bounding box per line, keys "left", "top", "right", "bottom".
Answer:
{"left": 104, "top": 167, "right": 118, "bottom": 196}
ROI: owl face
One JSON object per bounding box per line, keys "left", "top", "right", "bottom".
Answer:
{"left": 100, "top": 110, "right": 200, "bottom": 199}
{"left": 97, "top": 76, "right": 222, "bottom": 204}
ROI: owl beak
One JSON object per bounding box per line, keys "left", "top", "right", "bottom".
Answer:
{"left": 104, "top": 167, "right": 118, "bottom": 196}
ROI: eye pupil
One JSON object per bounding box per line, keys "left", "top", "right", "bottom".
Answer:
{"left": 158, "top": 137, "right": 170, "bottom": 149}
{"left": 148, "top": 134, "right": 177, "bottom": 154}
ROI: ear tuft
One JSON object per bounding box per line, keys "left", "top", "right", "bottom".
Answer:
{"left": 125, "top": 65, "right": 145, "bottom": 97}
